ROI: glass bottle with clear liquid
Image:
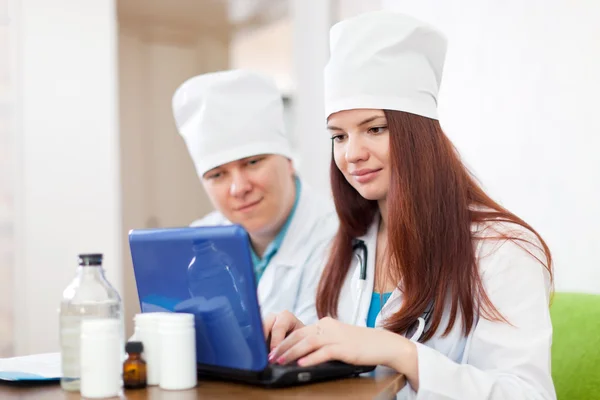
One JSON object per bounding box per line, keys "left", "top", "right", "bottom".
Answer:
{"left": 59, "top": 253, "right": 123, "bottom": 391}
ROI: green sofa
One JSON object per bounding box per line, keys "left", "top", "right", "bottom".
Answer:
{"left": 550, "top": 292, "right": 600, "bottom": 399}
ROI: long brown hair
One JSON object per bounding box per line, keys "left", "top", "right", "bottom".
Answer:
{"left": 316, "top": 110, "right": 552, "bottom": 341}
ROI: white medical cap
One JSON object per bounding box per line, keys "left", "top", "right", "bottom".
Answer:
{"left": 172, "top": 69, "right": 293, "bottom": 177}
{"left": 324, "top": 11, "right": 448, "bottom": 120}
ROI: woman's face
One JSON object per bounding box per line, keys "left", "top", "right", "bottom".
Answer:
{"left": 327, "top": 109, "right": 391, "bottom": 201}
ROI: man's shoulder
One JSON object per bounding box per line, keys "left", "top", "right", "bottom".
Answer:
{"left": 299, "top": 182, "right": 335, "bottom": 211}
{"left": 292, "top": 183, "right": 339, "bottom": 239}
{"left": 189, "top": 210, "right": 231, "bottom": 227}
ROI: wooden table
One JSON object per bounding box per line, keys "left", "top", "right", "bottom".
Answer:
{"left": 0, "top": 368, "right": 406, "bottom": 400}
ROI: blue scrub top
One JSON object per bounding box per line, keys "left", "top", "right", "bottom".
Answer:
{"left": 366, "top": 292, "right": 393, "bottom": 328}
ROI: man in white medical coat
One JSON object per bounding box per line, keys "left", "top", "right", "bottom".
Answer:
{"left": 171, "top": 69, "right": 337, "bottom": 324}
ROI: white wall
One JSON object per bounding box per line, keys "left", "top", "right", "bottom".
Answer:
{"left": 337, "top": 0, "right": 384, "bottom": 21}
{"left": 0, "top": 0, "right": 16, "bottom": 357}
{"left": 14, "top": 0, "right": 121, "bottom": 354}
{"left": 289, "top": 0, "right": 334, "bottom": 196}
{"left": 382, "top": 0, "right": 600, "bottom": 293}
{"left": 230, "top": 18, "right": 294, "bottom": 95}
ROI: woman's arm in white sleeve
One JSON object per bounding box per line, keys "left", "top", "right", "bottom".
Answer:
{"left": 403, "top": 239, "right": 555, "bottom": 399}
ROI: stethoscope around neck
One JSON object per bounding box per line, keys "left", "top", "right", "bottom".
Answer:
{"left": 351, "top": 239, "right": 433, "bottom": 343}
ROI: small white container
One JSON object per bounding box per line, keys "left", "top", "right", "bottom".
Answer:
{"left": 133, "top": 312, "right": 169, "bottom": 386}
{"left": 158, "top": 313, "right": 197, "bottom": 390}
{"left": 80, "top": 318, "right": 122, "bottom": 399}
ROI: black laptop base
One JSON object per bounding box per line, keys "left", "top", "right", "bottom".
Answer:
{"left": 197, "top": 361, "right": 376, "bottom": 388}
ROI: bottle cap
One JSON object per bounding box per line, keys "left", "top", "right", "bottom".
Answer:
{"left": 125, "top": 341, "right": 144, "bottom": 354}
{"left": 79, "top": 253, "right": 103, "bottom": 266}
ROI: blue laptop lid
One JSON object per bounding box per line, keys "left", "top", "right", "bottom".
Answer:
{"left": 129, "top": 224, "right": 268, "bottom": 372}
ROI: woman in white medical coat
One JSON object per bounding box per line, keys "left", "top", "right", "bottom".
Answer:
{"left": 264, "top": 11, "right": 556, "bottom": 399}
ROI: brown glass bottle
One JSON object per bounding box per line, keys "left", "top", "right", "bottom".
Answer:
{"left": 123, "top": 341, "right": 147, "bottom": 389}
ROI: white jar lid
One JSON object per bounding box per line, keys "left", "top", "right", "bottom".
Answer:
{"left": 158, "top": 313, "right": 194, "bottom": 331}
{"left": 134, "top": 312, "right": 171, "bottom": 328}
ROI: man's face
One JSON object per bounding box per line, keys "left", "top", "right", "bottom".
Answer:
{"left": 201, "top": 154, "right": 296, "bottom": 235}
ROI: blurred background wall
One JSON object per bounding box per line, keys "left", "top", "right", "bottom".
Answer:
{"left": 1, "top": 0, "right": 598, "bottom": 356}
{"left": 1, "top": 0, "right": 14, "bottom": 357}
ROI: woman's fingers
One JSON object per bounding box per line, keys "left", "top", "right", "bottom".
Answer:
{"left": 269, "top": 310, "right": 301, "bottom": 351}
{"left": 297, "top": 344, "right": 341, "bottom": 367}
{"left": 275, "top": 330, "right": 324, "bottom": 365}
{"left": 270, "top": 325, "right": 312, "bottom": 361}
{"left": 263, "top": 313, "right": 276, "bottom": 344}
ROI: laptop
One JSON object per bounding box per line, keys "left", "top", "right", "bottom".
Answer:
{"left": 128, "top": 224, "right": 375, "bottom": 388}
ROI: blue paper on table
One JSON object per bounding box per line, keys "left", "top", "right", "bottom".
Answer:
{"left": 0, "top": 352, "right": 61, "bottom": 382}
